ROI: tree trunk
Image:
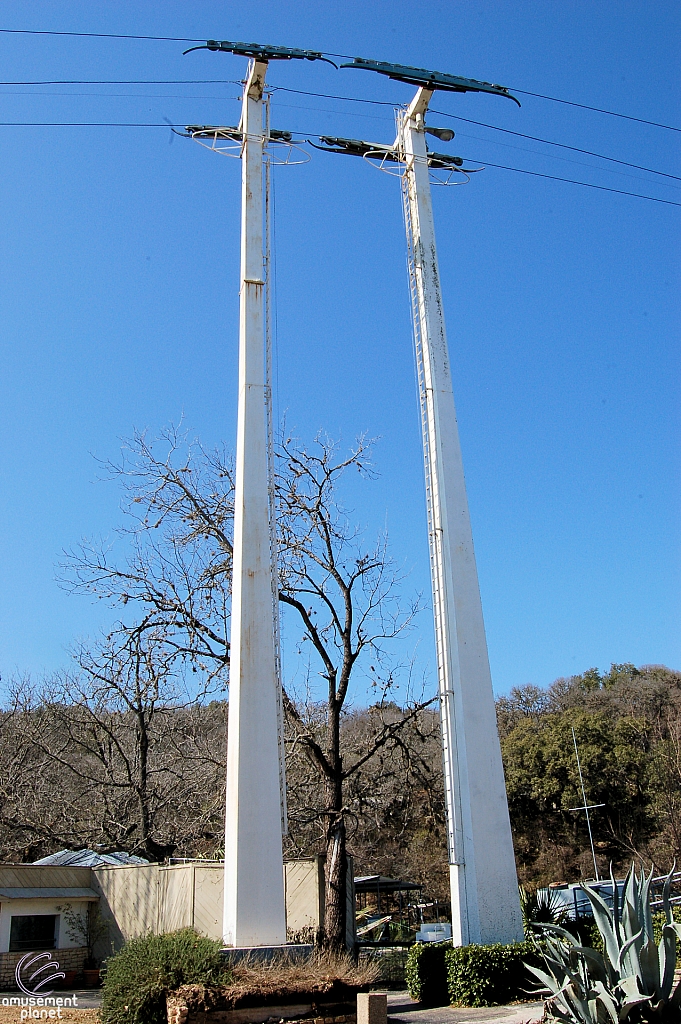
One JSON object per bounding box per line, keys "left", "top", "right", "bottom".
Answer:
{"left": 323, "top": 768, "right": 347, "bottom": 949}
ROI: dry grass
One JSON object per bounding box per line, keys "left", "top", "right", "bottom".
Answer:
{"left": 168, "top": 951, "right": 380, "bottom": 1015}
{"left": 226, "top": 951, "right": 379, "bottom": 1002}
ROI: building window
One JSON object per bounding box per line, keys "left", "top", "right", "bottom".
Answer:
{"left": 9, "top": 915, "right": 57, "bottom": 952}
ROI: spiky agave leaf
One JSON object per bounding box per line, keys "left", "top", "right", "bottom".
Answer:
{"left": 615, "top": 928, "right": 643, "bottom": 977}
{"left": 638, "top": 936, "right": 661, "bottom": 999}
{"left": 617, "top": 974, "right": 653, "bottom": 1019}
{"left": 539, "top": 922, "right": 582, "bottom": 946}
{"left": 639, "top": 865, "right": 656, "bottom": 946}
{"left": 609, "top": 865, "right": 622, "bottom": 950}
{"left": 580, "top": 878, "right": 621, "bottom": 975}
{"left": 661, "top": 861, "right": 676, "bottom": 927}
{"left": 526, "top": 962, "right": 593, "bottom": 1024}
{"left": 589, "top": 980, "right": 618, "bottom": 1024}
{"left": 620, "top": 864, "right": 641, "bottom": 969}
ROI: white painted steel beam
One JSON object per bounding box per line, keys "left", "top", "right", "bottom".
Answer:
{"left": 223, "top": 59, "right": 287, "bottom": 947}
{"left": 398, "top": 90, "right": 523, "bottom": 946}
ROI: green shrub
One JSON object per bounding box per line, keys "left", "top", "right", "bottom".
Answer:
{"left": 100, "top": 928, "right": 229, "bottom": 1024}
{"left": 446, "top": 941, "right": 541, "bottom": 1007}
{"left": 653, "top": 906, "right": 681, "bottom": 950}
{"left": 405, "top": 942, "right": 450, "bottom": 1007}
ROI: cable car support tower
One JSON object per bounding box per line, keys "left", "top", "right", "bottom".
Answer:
{"left": 185, "top": 39, "right": 525, "bottom": 948}
{"left": 321, "top": 60, "right": 525, "bottom": 944}
{"left": 183, "top": 39, "right": 323, "bottom": 949}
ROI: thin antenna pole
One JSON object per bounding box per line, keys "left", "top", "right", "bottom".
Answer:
{"left": 572, "top": 727, "right": 601, "bottom": 882}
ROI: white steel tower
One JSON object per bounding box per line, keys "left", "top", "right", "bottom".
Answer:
{"left": 319, "top": 58, "right": 524, "bottom": 944}
{"left": 222, "top": 58, "right": 287, "bottom": 948}
{"left": 398, "top": 86, "right": 523, "bottom": 945}
{"left": 184, "top": 36, "right": 333, "bottom": 950}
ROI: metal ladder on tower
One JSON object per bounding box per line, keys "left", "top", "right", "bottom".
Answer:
{"left": 399, "top": 129, "right": 460, "bottom": 869}
{"left": 264, "top": 93, "right": 288, "bottom": 837}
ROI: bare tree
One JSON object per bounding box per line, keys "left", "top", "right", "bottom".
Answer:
{"left": 10, "top": 638, "right": 226, "bottom": 861}
{"left": 56, "top": 426, "right": 434, "bottom": 946}
{"left": 275, "top": 433, "right": 434, "bottom": 946}
{"left": 62, "top": 425, "right": 235, "bottom": 692}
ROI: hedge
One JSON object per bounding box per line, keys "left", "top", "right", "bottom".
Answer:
{"left": 404, "top": 942, "right": 450, "bottom": 1007}
{"left": 100, "top": 928, "right": 229, "bottom": 1024}
{"left": 406, "top": 940, "right": 542, "bottom": 1008}
{"left": 446, "top": 941, "right": 541, "bottom": 1007}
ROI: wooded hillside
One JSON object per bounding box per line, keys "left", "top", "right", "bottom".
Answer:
{"left": 1, "top": 661, "right": 679, "bottom": 897}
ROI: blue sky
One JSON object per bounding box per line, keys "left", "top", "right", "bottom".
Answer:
{"left": 0, "top": 1, "right": 678, "bottom": 698}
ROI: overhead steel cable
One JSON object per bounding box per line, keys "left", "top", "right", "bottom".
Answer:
{"left": 460, "top": 158, "right": 681, "bottom": 206}
{"left": 272, "top": 87, "right": 681, "bottom": 182}
{"left": 454, "top": 130, "right": 681, "bottom": 189}
{"left": 430, "top": 110, "right": 681, "bottom": 183}
{"left": 509, "top": 87, "right": 681, "bottom": 133}
{"left": 0, "top": 33, "right": 677, "bottom": 131}
{"left": 0, "top": 90, "right": 244, "bottom": 100}
{"left": 0, "top": 28, "right": 206, "bottom": 43}
{"left": 272, "top": 85, "right": 394, "bottom": 107}
{"left": 0, "top": 117, "right": 676, "bottom": 204}
{"left": 3, "top": 75, "right": 673, "bottom": 182}
{"left": 0, "top": 120, "right": 182, "bottom": 126}
{"left": 273, "top": 86, "right": 679, "bottom": 181}
{"left": 0, "top": 79, "right": 243, "bottom": 85}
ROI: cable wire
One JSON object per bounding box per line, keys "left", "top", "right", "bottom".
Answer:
{"left": 509, "top": 87, "right": 681, "bottom": 133}
{"left": 273, "top": 85, "right": 395, "bottom": 107}
{"left": 0, "top": 116, "right": 676, "bottom": 204}
{"left": 430, "top": 112, "right": 679, "bottom": 184}
{"left": 2, "top": 78, "right": 674, "bottom": 182}
{"left": 462, "top": 158, "right": 681, "bottom": 207}
{"left": 0, "top": 120, "right": 180, "bottom": 126}
{"left": 431, "top": 110, "right": 681, "bottom": 183}
{"left": 0, "top": 79, "right": 242, "bottom": 85}
{"left": 0, "top": 28, "right": 677, "bottom": 133}
{"left": 273, "top": 86, "right": 679, "bottom": 181}
{"left": 0, "top": 28, "right": 205, "bottom": 43}
{"left": 454, "top": 129, "right": 681, "bottom": 189}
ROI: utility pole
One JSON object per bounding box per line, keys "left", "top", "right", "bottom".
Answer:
{"left": 222, "top": 57, "right": 287, "bottom": 948}
{"left": 319, "top": 58, "right": 524, "bottom": 945}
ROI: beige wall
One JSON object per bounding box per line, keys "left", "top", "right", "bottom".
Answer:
{"left": 92, "top": 863, "right": 225, "bottom": 954}
{"left": 284, "top": 857, "right": 324, "bottom": 941}
{"left": 192, "top": 865, "right": 224, "bottom": 940}
{"left": 0, "top": 858, "right": 355, "bottom": 956}
{"left": 92, "top": 863, "right": 160, "bottom": 954}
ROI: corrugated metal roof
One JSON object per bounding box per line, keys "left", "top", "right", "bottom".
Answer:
{"left": 354, "top": 875, "right": 422, "bottom": 893}
{"left": 33, "top": 849, "right": 148, "bottom": 867}
{"left": 0, "top": 887, "right": 99, "bottom": 900}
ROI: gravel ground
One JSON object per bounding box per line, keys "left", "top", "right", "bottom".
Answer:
{"left": 0, "top": 988, "right": 545, "bottom": 1024}
{"left": 0, "top": 1009, "right": 98, "bottom": 1022}
{"left": 387, "top": 992, "right": 543, "bottom": 1024}
{"left": 0, "top": 989, "right": 101, "bottom": 1022}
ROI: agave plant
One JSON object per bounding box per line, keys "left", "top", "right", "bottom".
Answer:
{"left": 526, "top": 864, "right": 681, "bottom": 1022}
